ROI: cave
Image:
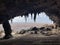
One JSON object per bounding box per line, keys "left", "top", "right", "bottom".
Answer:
{"left": 0, "top": 0, "right": 60, "bottom": 39}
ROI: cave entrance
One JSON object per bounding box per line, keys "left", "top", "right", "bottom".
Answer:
{"left": 9, "top": 12, "right": 53, "bottom": 24}
{"left": 9, "top": 12, "right": 54, "bottom": 32}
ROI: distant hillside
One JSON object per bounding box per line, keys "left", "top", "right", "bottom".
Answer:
{"left": 0, "top": 23, "right": 53, "bottom": 32}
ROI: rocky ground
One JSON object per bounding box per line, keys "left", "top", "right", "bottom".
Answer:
{"left": 0, "top": 31, "right": 60, "bottom": 45}
{"left": 0, "top": 23, "right": 60, "bottom": 45}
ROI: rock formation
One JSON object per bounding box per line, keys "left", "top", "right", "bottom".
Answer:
{"left": 0, "top": 0, "right": 60, "bottom": 39}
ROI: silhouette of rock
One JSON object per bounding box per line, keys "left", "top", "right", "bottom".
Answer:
{"left": 31, "top": 27, "right": 38, "bottom": 34}
{"left": 40, "top": 27, "right": 45, "bottom": 30}
{"left": 19, "top": 30, "right": 26, "bottom": 34}
{"left": 31, "top": 27, "right": 38, "bottom": 31}
{"left": 46, "top": 28, "right": 52, "bottom": 31}
{"left": 40, "top": 26, "right": 52, "bottom": 36}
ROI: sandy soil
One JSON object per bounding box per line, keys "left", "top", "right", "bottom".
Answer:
{"left": 0, "top": 23, "right": 60, "bottom": 45}
{"left": 0, "top": 33, "right": 60, "bottom": 45}
{"left": 0, "top": 23, "right": 52, "bottom": 31}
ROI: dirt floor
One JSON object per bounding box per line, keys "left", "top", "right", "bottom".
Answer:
{"left": 0, "top": 33, "right": 60, "bottom": 45}
{"left": 0, "top": 23, "right": 60, "bottom": 45}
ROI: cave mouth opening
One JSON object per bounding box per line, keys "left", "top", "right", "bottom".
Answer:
{"left": 9, "top": 12, "right": 53, "bottom": 24}
{"left": 0, "top": 12, "right": 54, "bottom": 32}
{"left": 8, "top": 12, "right": 55, "bottom": 32}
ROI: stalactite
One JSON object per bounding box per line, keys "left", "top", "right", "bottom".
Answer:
{"left": 31, "top": 13, "right": 33, "bottom": 19}
{"left": 34, "top": 13, "right": 37, "bottom": 21}
{"left": 24, "top": 13, "right": 29, "bottom": 22}
{"left": 11, "top": 19, "right": 13, "bottom": 23}
{"left": 25, "top": 16, "right": 27, "bottom": 22}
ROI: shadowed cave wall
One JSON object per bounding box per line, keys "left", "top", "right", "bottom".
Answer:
{"left": 0, "top": 0, "right": 60, "bottom": 27}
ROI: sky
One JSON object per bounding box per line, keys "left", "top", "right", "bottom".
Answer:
{"left": 9, "top": 12, "right": 53, "bottom": 24}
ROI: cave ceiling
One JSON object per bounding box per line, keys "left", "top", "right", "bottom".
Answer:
{"left": 0, "top": 0, "right": 60, "bottom": 26}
